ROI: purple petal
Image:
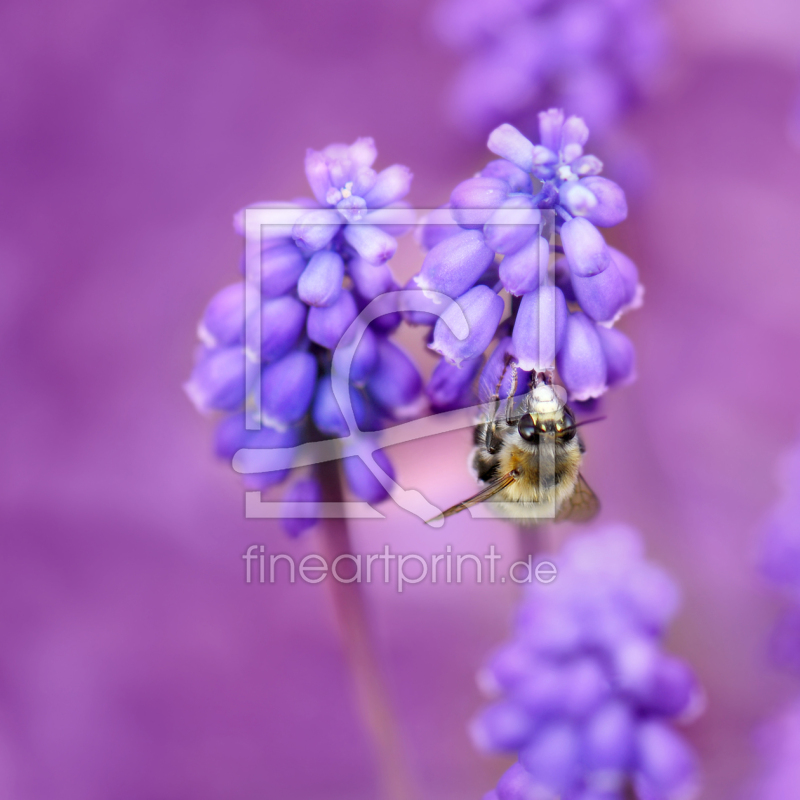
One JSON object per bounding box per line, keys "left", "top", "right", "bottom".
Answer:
{"left": 479, "top": 337, "right": 532, "bottom": 402}
{"left": 480, "top": 159, "right": 532, "bottom": 194}
{"left": 198, "top": 282, "right": 256, "bottom": 348}
{"left": 538, "top": 108, "right": 565, "bottom": 152}
{"left": 363, "top": 164, "right": 413, "bottom": 208}
{"left": 450, "top": 176, "right": 510, "bottom": 229}
{"left": 261, "top": 350, "right": 318, "bottom": 426}
{"left": 366, "top": 339, "right": 422, "bottom": 414}
{"left": 484, "top": 197, "right": 541, "bottom": 255}
{"left": 184, "top": 346, "right": 249, "bottom": 412}
{"left": 343, "top": 449, "right": 395, "bottom": 503}
{"left": 579, "top": 177, "right": 628, "bottom": 227}
{"left": 250, "top": 295, "right": 307, "bottom": 363}
{"left": 556, "top": 312, "right": 607, "bottom": 401}
{"left": 487, "top": 123, "right": 535, "bottom": 173}
{"left": 415, "top": 229, "right": 496, "bottom": 299}
{"left": 634, "top": 722, "right": 698, "bottom": 800}
{"left": 431, "top": 285, "right": 505, "bottom": 367}
{"left": 343, "top": 223, "right": 397, "bottom": 265}
{"left": 583, "top": 701, "right": 635, "bottom": 772}
{"left": 312, "top": 375, "right": 368, "bottom": 437}
{"left": 349, "top": 325, "right": 379, "bottom": 385}
{"left": 560, "top": 217, "right": 612, "bottom": 278}
{"left": 608, "top": 247, "right": 642, "bottom": 308}
{"left": 346, "top": 137, "right": 377, "bottom": 169}
{"left": 470, "top": 702, "right": 536, "bottom": 754}
{"left": 281, "top": 478, "right": 322, "bottom": 538}
{"left": 518, "top": 721, "right": 580, "bottom": 795}
{"left": 259, "top": 242, "right": 308, "bottom": 297}
{"left": 597, "top": 325, "right": 636, "bottom": 387}
{"left": 500, "top": 236, "right": 550, "bottom": 296}
{"left": 297, "top": 250, "right": 345, "bottom": 308}
{"left": 304, "top": 148, "right": 332, "bottom": 204}
{"left": 560, "top": 115, "right": 590, "bottom": 162}
{"left": 512, "top": 286, "right": 568, "bottom": 372}
{"left": 306, "top": 289, "right": 358, "bottom": 349}
{"left": 571, "top": 260, "right": 628, "bottom": 322}
{"left": 349, "top": 257, "right": 394, "bottom": 301}
{"left": 292, "top": 208, "right": 342, "bottom": 252}
{"left": 559, "top": 181, "right": 599, "bottom": 218}
{"left": 427, "top": 354, "right": 484, "bottom": 412}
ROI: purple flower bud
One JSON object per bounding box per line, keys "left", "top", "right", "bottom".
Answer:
{"left": 259, "top": 242, "right": 308, "bottom": 296}
{"left": 431, "top": 285, "right": 505, "bottom": 367}
{"left": 512, "top": 286, "right": 568, "bottom": 372}
{"left": 560, "top": 115, "right": 590, "bottom": 162}
{"left": 553, "top": 257, "right": 577, "bottom": 303}
{"left": 519, "top": 721, "right": 580, "bottom": 795}
{"left": 349, "top": 257, "right": 394, "bottom": 301}
{"left": 281, "top": 478, "right": 322, "bottom": 538}
{"left": 562, "top": 657, "right": 611, "bottom": 718}
{"left": 538, "top": 108, "right": 565, "bottom": 152}
{"left": 427, "top": 354, "right": 484, "bottom": 412}
{"left": 487, "top": 123, "right": 535, "bottom": 173}
{"left": 366, "top": 339, "right": 422, "bottom": 414}
{"left": 416, "top": 205, "right": 460, "bottom": 251}
{"left": 583, "top": 701, "right": 635, "bottom": 772}
{"left": 249, "top": 295, "right": 307, "bottom": 363}
{"left": 579, "top": 177, "right": 628, "bottom": 228}
{"left": 480, "top": 159, "right": 532, "bottom": 194}
{"left": 297, "top": 250, "right": 345, "bottom": 308}
{"left": 349, "top": 325, "right": 379, "bottom": 385}
{"left": 363, "top": 164, "right": 413, "bottom": 208}
{"left": 559, "top": 181, "right": 599, "bottom": 218}
{"left": 608, "top": 247, "right": 642, "bottom": 308}
{"left": 500, "top": 236, "right": 550, "bottom": 296}
{"left": 495, "top": 763, "right": 541, "bottom": 800}
{"left": 560, "top": 217, "right": 612, "bottom": 278}
{"left": 556, "top": 312, "right": 607, "bottom": 401}
{"left": 634, "top": 722, "right": 698, "bottom": 800}
{"left": 571, "top": 155, "right": 603, "bottom": 176}
{"left": 450, "top": 176, "right": 510, "bottom": 229}
{"left": 597, "top": 326, "right": 636, "bottom": 388}
{"left": 639, "top": 658, "right": 699, "bottom": 718}
{"left": 198, "top": 283, "right": 255, "bottom": 348}
{"left": 363, "top": 203, "right": 415, "bottom": 237}
{"left": 312, "top": 376, "right": 368, "bottom": 437}
{"left": 304, "top": 149, "right": 333, "bottom": 205}
{"left": 471, "top": 702, "right": 537, "bottom": 754}
{"left": 184, "top": 346, "right": 249, "bottom": 413}
{"left": 479, "top": 337, "right": 532, "bottom": 402}
{"left": 343, "top": 223, "right": 397, "bottom": 265}
{"left": 292, "top": 208, "right": 342, "bottom": 251}
{"left": 484, "top": 197, "right": 541, "bottom": 255}
{"left": 239, "top": 423, "right": 300, "bottom": 489}
{"left": 416, "top": 229, "right": 496, "bottom": 299}
{"left": 343, "top": 448, "right": 395, "bottom": 503}
{"left": 306, "top": 289, "right": 358, "bottom": 349}
{"left": 571, "top": 260, "right": 628, "bottom": 323}
{"left": 261, "top": 350, "right": 317, "bottom": 427}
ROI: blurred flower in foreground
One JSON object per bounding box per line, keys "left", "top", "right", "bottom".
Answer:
{"left": 410, "top": 109, "right": 641, "bottom": 409}
{"left": 184, "top": 138, "right": 422, "bottom": 535}
{"left": 429, "top": 0, "right": 669, "bottom": 141}
{"left": 472, "top": 525, "right": 703, "bottom": 800}
{"left": 749, "top": 697, "right": 800, "bottom": 800}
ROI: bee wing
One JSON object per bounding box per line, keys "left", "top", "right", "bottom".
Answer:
{"left": 556, "top": 473, "right": 600, "bottom": 523}
{"left": 427, "top": 471, "right": 517, "bottom": 526}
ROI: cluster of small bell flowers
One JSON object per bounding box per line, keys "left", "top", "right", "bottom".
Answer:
{"left": 409, "top": 109, "right": 641, "bottom": 410}
{"left": 428, "top": 0, "right": 669, "bottom": 140}
{"left": 472, "top": 525, "right": 703, "bottom": 800}
{"left": 184, "top": 138, "right": 422, "bottom": 536}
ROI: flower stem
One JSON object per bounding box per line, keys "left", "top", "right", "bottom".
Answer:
{"left": 317, "top": 459, "right": 417, "bottom": 800}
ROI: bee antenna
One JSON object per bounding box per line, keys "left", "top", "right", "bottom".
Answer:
{"left": 561, "top": 416, "right": 607, "bottom": 433}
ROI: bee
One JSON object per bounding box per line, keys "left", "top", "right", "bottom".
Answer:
{"left": 431, "top": 363, "right": 599, "bottom": 525}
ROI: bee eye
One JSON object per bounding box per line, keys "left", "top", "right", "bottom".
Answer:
{"left": 518, "top": 414, "right": 539, "bottom": 443}
{"left": 560, "top": 413, "right": 576, "bottom": 441}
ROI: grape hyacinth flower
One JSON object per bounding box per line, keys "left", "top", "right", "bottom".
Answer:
{"left": 428, "top": 0, "right": 669, "bottom": 140}
{"left": 472, "top": 525, "right": 703, "bottom": 800}
{"left": 408, "top": 109, "right": 641, "bottom": 409}
{"left": 185, "top": 138, "right": 422, "bottom": 535}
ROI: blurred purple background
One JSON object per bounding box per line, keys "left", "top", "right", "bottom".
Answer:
{"left": 1, "top": 1, "right": 800, "bottom": 798}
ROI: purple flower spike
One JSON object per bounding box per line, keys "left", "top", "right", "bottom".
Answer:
{"left": 292, "top": 208, "right": 342, "bottom": 252}
{"left": 349, "top": 257, "right": 394, "bottom": 301}
{"left": 484, "top": 197, "right": 541, "bottom": 255}
{"left": 597, "top": 325, "right": 636, "bottom": 388}
{"left": 260, "top": 350, "right": 318, "bottom": 427}
{"left": 259, "top": 242, "right": 308, "bottom": 296}
{"left": 280, "top": 479, "right": 322, "bottom": 538}
{"left": 579, "top": 176, "right": 628, "bottom": 227}
{"left": 479, "top": 337, "right": 532, "bottom": 402}
{"left": 499, "top": 236, "right": 550, "bottom": 297}
{"left": 343, "top": 223, "right": 397, "bottom": 265}
{"left": 343, "top": 448, "right": 395, "bottom": 503}
{"left": 450, "top": 176, "right": 510, "bottom": 229}
{"left": 635, "top": 722, "right": 699, "bottom": 800}
{"left": 570, "top": 260, "right": 628, "bottom": 323}
{"left": 198, "top": 282, "right": 255, "bottom": 348}
{"left": 427, "top": 354, "right": 484, "bottom": 412}
{"left": 297, "top": 250, "right": 345, "bottom": 308}
{"left": 366, "top": 339, "right": 423, "bottom": 416}
{"left": 512, "top": 286, "right": 568, "bottom": 372}
{"left": 561, "top": 217, "right": 612, "bottom": 278}
{"left": 251, "top": 295, "right": 307, "bottom": 363}
{"left": 184, "top": 346, "right": 249, "bottom": 413}
{"left": 306, "top": 289, "right": 358, "bottom": 349}
{"left": 487, "top": 123, "right": 535, "bottom": 173}
{"left": 363, "top": 164, "right": 413, "bottom": 208}
{"left": 431, "top": 285, "right": 505, "bottom": 367}
{"left": 556, "top": 312, "right": 607, "bottom": 401}
{"left": 416, "top": 229, "right": 496, "bottom": 299}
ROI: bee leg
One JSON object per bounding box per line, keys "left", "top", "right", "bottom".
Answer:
{"left": 504, "top": 362, "right": 519, "bottom": 424}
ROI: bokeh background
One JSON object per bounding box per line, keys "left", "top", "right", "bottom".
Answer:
{"left": 2, "top": 0, "right": 800, "bottom": 798}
